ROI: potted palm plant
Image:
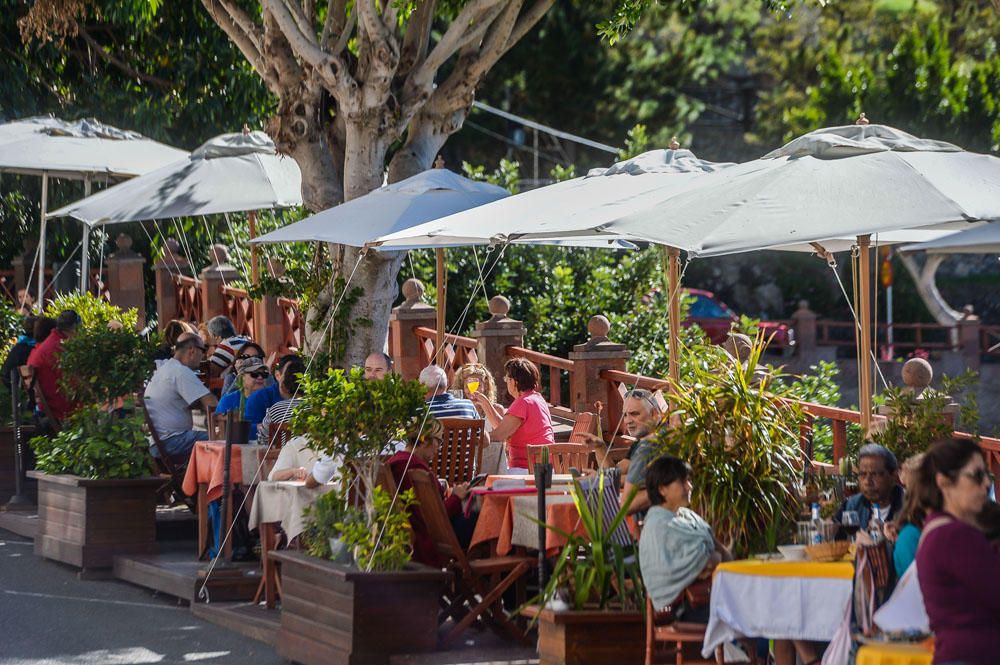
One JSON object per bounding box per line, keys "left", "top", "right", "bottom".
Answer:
{"left": 270, "top": 367, "right": 450, "bottom": 665}
{"left": 521, "top": 475, "right": 646, "bottom": 665}
{"left": 28, "top": 295, "right": 158, "bottom": 575}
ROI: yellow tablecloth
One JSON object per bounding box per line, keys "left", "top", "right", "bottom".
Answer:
{"left": 856, "top": 642, "right": 933, "bottom": 665}
{"left": 717, "top": 559, "right": 854, "bottom": 580}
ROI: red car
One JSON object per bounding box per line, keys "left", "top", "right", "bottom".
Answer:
{"left": 644, "top": 287, "right": 795, "bottom": 351}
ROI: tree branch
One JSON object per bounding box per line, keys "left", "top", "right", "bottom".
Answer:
{"left": 200, "top": 0, "right": 276, "bottom": 90}
{"left": 397, "top": 0, "right": 435, "bottom": 78}
{"left": 320, "top": 0, "right": 350, "bottom": 52}
{"left": 506, "top": 0, "right": 555, "bottom": 51}
{"left": 76, "top": 24, "right": 174, "bottom": 91}
{"left": 411, "top": 0, "right": 503, "bottom": 86}
{"left": 280, "top": 0, "right": 315, "bottom": 41}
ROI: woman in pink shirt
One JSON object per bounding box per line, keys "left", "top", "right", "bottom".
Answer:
{"left": 471, "top": 358, "right": 553, "bottom": 470}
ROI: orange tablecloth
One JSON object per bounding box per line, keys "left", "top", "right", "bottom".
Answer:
{"left": 469, "top": 491, "right": 593, "bottom": 556}
{"left": 181, "top": 440, "right": 250, "bottom": 502}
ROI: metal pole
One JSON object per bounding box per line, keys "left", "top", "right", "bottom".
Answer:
{"left": 532, "top": 128, "right": 539, "bottom": 188}
{"left": 857, "top": 235, "right": 873, "bottom": 434}
{"left": 248, "top": 210, "right": 261, "bottom": 341}
{"left": 534, "top": 463, "right": 549, "bottom": 591}
{"left": 218, "top": 410, "right": 236, "bottom": 567}
{"left": 435, "top": 248, "right": 446, "bottom": 365}
{"left": 667, "top": 246, "right": 682, "bottom": 386}
{"left": 80, "top": 176, "right": 92, "bottom": 293}
{"left": 37, "top": 173, "right": 48, "bottom": 306}
{"left": 6, "top": 369, "right": 31, "bottom": 508}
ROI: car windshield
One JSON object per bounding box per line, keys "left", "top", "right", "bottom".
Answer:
{"left": 689, "top": 295, "right": 729, "bottom": 319}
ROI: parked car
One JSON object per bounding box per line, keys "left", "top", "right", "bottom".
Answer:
{"left": 643, "top": 287, "right": 795, "bottom": 351}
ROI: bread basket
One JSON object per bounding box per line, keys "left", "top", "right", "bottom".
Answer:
{"left": 805, "top": 541, "right": 850, "bottom": 562}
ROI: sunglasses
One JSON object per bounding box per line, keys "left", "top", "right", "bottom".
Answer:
{"left": 960, "top": 468, "right": 995, "bottom": 485}
{"left": 248, "top": 370, "right": 270, "bottom": 379}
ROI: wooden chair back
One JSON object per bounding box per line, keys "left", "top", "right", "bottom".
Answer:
{"left": 140, "top": 398, "right": 195, "bottom": 511}
{"left": 568, "top": 411, "right": 599, "bottom": 443}
{"left": 19, "top": 365, "right": 61, "bottom": 432}
{"left": 344, "top": 460, "right": 398, "bottom": 507}
{"left": 407, "top": 468, "right": 469, "bottom": 570}
{"left": 256, "top": 447, "right": 282, "bottom": 483}
{"left": 434, "top": 417, "right": 485, "bottom": 485}
{"left": 526, "top": 443, "right": 591, "bottom": 474}
{"left": 263, "top": 421, "right": 293, "bottom": 450}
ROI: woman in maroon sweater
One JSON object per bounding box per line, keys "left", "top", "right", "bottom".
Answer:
{"left": 915, "top": 438, "right": 1000, "bottom": 665}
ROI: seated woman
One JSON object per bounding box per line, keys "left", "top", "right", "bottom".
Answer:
{"left": 916, "top": 437, "right": 1000, "bottom": 665}
{"left": 153, "top": 319, "right": 193, "bottom": 363}
{"left": 221, "top": 341, "right": 267, "bottom": 395}
{"left": 270, "top": 435, "right": 323, "bottom": 482}
{"left": 638, "top": 455, "right": 728, "bottom": 623}
{"left": 471, "top": 357, "right": 553, "bottom": 472}
{"left": 890, "top": 452, "right": 926, "bottom": 577}
{"left": 387, "top": 417, "right": 473, "bottom": 566}
{"left": 258, "top": 358, "right": 306, "bottom": 444}
{"left": 215, "top": 357, "right": 270, "bottom": 439}
{"left": 451, "top": 363, "right": 501, "bottom": 426}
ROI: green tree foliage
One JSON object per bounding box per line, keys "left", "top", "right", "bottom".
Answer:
{"left": 32, "top": 407, "right": 151, "bottom": 479}
{"left": 44, "top": 292, "right": 139, "bottom": 331}
{"left": 58, "top": 325, "right": 155, "bottom": 409}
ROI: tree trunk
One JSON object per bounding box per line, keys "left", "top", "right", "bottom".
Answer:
{"left": 897, "top": 253, "right": 961, "bottom": 326}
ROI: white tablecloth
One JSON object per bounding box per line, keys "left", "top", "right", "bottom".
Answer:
{"left": 248, "top": 480, "right": 336, "bottom": 542}
{"left": 702, "top": 560, "right": 854, "bottom": 665}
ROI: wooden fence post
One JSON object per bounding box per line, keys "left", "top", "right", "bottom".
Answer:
{"left": 389, "top": 279, "right": 437, "bottom": 381}
{"left": 471, "top": 295, "right": 525, "bottom": 395}
{"left": 105, "top": 233, "right": 146, "bottom": 327}
{"left": 153, "top": 238, "right": 191, "bottom": 330}
{"left": 568, "top": 315, "right": 631, "bottom": 435}
{"left": 199, "top": 244, "right": 240, "bottom": 322}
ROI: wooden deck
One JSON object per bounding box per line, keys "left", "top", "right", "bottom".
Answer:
{"left": 190, "top": 601, "right": 279, "bottom": 645}
{"left": 0, "top": 509, "right": 38, "bottom": 539}
{"left": 113, "top": 543, "right": 262, "bottom": 604}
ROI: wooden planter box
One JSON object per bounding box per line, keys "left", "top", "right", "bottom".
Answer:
{"left": 272, "top": 550, "right": 451, "bottom": 665}
{"left": 522, "top": 605, "right": 645, "bottom": 665}
{"left": 28, "top": 471, "right": 162, "bottom": 573}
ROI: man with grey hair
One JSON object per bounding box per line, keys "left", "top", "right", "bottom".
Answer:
{"left": 206, "top": 315, "right": 249, "bottom": 370}
{"left": 620, "top": 388, "right": 664, "bottom": 515}
{"left": 835, "top": 443, "right": 903, "bottom": 532}
{"left": 419, "top": 365, "right": 478, "bottom": 419}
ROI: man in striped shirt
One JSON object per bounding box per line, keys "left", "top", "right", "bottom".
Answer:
{"left": 419, "top": 365, "right": 478, "bottom": 419}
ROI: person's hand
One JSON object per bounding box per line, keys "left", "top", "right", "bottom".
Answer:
{"left": 469, "top": 392, "right": 489, "bottom": 407}
{"left": 452, "top": 482, "right": 471, "bottom": 500}
{"left": 293, "top": 467, "right": 309, "bottom": 481}
{"left": 855, "top": 529, "right": 875, "bottom": 547}
{"left": 883, "top": 521, "right": 899, "bottom": 543}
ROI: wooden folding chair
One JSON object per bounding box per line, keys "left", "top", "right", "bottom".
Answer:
{"left": 407, "top": 469, "right": 533, "bottom": 646}
{"left": 567, "top": 411, "right": 599, "bottom": 443}
{"left": 141, "top": 400, "right": 195, "bottom": 512}
{"left": 526, "top": 443, "right": 591, "bottom": 474}
{"left": 19, "top": 365, "right": 61, "bottom": 432}
{"left": 435, "top": 418, "right": 485, "bottom": 485}
{"left": 644, "top": 593, "right": 758, "bottom": 665}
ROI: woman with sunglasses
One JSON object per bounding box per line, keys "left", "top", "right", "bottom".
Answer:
{"left": 215, "top": 357, "right": 270, "bottom": 439}
{"left": 916, "top": 438, "right": 1000, "bottom": 665}
{"left": 221, "top": 342, "right": 267, "bottom": 395}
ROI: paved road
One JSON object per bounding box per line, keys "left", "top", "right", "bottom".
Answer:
{"left": 0, "top": 529, "right": 283, "bottom": 665}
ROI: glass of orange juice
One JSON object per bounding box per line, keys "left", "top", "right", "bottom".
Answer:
{"left": 466, "top": 378, "right": 481, "bottom": 394}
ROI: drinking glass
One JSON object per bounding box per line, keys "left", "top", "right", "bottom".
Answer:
{"left": 466, "top": 379, "right": 480, "bottom": 394}
{"left": 841, "top": 510, "right": 861, "bottom": 543}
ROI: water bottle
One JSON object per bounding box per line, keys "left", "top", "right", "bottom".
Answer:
{"left": 810, "top": 502, "right": 823, "bottom": 544}
{"left": 868, "top": 502, "right": 884, "bottom": 544}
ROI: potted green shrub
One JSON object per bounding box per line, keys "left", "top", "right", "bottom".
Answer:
{"left": 28, "top": 296, "right": 159, "bottom": 574}
{"left": 521, "top": 475, "right": 646, "bottom": 665}
{"left": 270, "top": 367, "right": 450, "bottom": 665}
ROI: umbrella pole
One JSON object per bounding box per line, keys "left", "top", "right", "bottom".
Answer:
{"left": 436, "top": 248, "right": 446, "bottom": 365}
{"left": 37, "top": 172, "right": 48, "bottom": 307}
{"left": 80, "top": 175, "right": 91, "bottom": 294}
{"left": 667, "top": 246, "right": 682, "bottom": 386}
{"left": 857, "top": 235, "right": 873, "bottom": 434}
{"left": 248, "top": 210, "right": 260, "bottom": 341}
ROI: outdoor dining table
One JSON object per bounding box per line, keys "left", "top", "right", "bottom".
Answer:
{"left": 702, "top": 559, "right": 855, "bottom": 665}
{"left": 248, "top": 479, "right": 337, "bottom": 608}
{"left": 181, "top": 440, "right": 266, "bottom": 559}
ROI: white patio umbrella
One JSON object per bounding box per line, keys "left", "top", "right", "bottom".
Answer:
{"left": 0, "top": 116, "right": 187, "bottom": 298}
{"left": 369, "top": 148, "right": 731, "bottom": 382}
{"left": 899, "top": 220, "right": 1000, "bottom": 254}
{"left": 49, "top": 130, "right": 303, "bottom": 307}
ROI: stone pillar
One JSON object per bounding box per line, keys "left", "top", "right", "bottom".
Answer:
{"left": 255, "top": 258, "right": 286, "bottom": 356}
{"left": 957, "top": 305, "right": 981, "bottom": 372}
{"left": 568, "top": 315, "right": 631, "bottom": 435}
{"left": 471, "top": 295, "right": 525, "bottom": 392}
{"left": 791, "top": 299, "right": 817, "bottom": 354}
{"left": 105, "top": 234, "right": 147, "bottom": 328}
{"left": 153, "top": 238, "right": 191, "bottom": 330}
{"left": 389, "top": 279, "right": 437, "bottom": 381}
{"left": 199, "top": 244, "right": 239, "bottom": 321}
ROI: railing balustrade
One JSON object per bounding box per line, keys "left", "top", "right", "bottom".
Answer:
{"left": 277, "top": 297, "right": 304, "bottom": 356}
{"left": 222, "top": 285, "right": 254, "bottom": 338}
{"left": 173, "top": 274, "right": 203, "bottom": 325}
{"left": 413, "top": 326, "right": 479, "bottom": 385}
{"left": 506, "top": 346, "right": 574, "bottom": 416}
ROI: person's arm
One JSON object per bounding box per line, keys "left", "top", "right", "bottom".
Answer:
{"left": 470, "top": 392, "right": 504, "bottom": 428}
{"left": 272, "top": 467, "right": 308, "bottom": 482}
{"left": 244, "top": 390, "right": 267, "bottom": 427}
{"left": 622, "top": 441, "right": 653, "bottom": 514}
{"left": 622, "top": 480, "right": 651, "bottom": 515}
{"left": 489, "top": 413, "right": 523, "bottom": 443}
{"left": 197, "top": 394, "right": 218, "bottom": 417}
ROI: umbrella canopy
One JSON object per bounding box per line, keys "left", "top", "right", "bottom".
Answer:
{"left": 49, "top": 131, "right": 302, "bottom": 226}
{"left": 599, "top": 124, "right": 999, "bottom": 256}
{"left": 252, "top": 168, "right": 507, "bottom": 248}
{"left": 369, "top": 148, "right": 731, "bottom": 249}
{"left": 900, "top": 220, "right": 1000, "bottom": 254}
{"left": 0, "top": 116, "right": 187, "bottom": 180}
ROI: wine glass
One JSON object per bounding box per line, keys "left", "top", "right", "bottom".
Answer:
{"left": 466, "top": 379, "right": 481, "bottom": 394}
{"left": 841, "top": 510, "right": 861, "bottom": 542}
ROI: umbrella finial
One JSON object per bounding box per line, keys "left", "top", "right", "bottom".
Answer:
{"left": 669, "top": 136, "right": 681, "bottom": 150}
{"left": 242, "top": 124, "right": 251, "bottom": 135}
{"left": 855, "top": 113, "right": 870, "bottom": 126}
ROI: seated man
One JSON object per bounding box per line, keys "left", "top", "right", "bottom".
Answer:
{"left": 244, "top": 354, "right": 302, "bottom": 433}
{"left": 619, "top": 388, "right": 663, "bottom": 515}
{"left": 387, "top": 417, "right": 473, "bottom": 566}
{"left": 27, "top": 309, "right": 81, "bottom": 422}
{"left": 363, "top": 351, "right": 394, "bottom": 380}
{"left": 144, "top": 333, "right": 218, "bottom": 459}
{"left": 835, "top": 443, "right": 904, "bottom": 532}
{"left": 420, "top": 365, "right": 478, "bottom": 420}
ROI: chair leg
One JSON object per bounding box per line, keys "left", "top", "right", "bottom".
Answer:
{"left": 441, "top": 564, "right": 529, "bottom": 646}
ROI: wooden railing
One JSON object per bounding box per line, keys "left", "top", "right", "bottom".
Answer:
{"left": 0, "top": 268, "right": 107, "bottom": 306}
{"left": 222, "top": 285, "right": 254, "bottom": 338}
{"left": 173, "top": 274, "right": 202, "bottom": 325}
{"left": 277, "top": 297, "right": 304, "bottom": 355}
{"left": 506, "top": 346, "right": 575, "bottom": 416}
{"left": 413, "top": 326, "right": 479, "bottom": 385}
